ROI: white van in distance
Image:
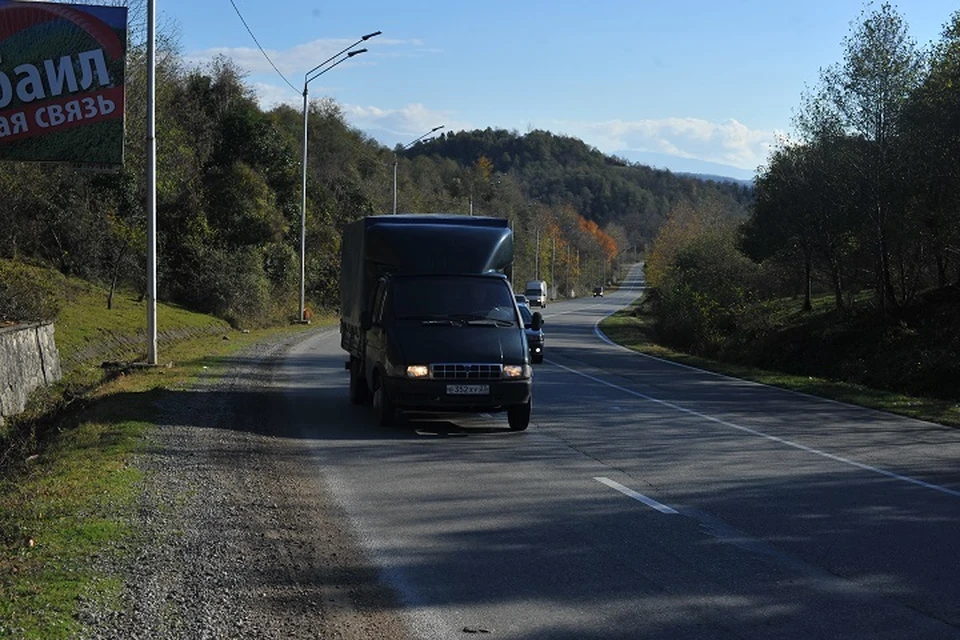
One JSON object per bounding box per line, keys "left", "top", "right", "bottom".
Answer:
{"left": 524, "top": 280, "right": 547, "bottom": 308}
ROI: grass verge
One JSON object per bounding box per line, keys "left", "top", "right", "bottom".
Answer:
{"left": 1, "top": 275, "right": 332, "bottom": 638}
{"left": 599, "top": 302, "right": 960, "bottom": 428}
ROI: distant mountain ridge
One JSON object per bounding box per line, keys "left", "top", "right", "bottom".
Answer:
{"left": 366, "top": 128, "right": 759, "bottom": 184}
{"left": 402, "top": 127, "right": 755, "bottom": 252}
{"left": 610, "top": 149, "right": 758, "bottom": 182}
{"left": 677, "top": 172, "right": 754, "bottom": 187}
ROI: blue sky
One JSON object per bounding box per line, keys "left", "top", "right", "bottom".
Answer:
{"left": 154, "top": 0, "right": 959, "bottom": 179}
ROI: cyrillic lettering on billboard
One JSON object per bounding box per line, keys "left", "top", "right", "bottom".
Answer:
{"left": 0, "top": 2, "right": 127, "bottom": 164}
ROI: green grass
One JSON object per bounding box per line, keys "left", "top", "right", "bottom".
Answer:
{"left": 53, "top": 278, "right": 231, "bottom": 369}
{"left": 600, "top": 300, "right": 960, "bottom": 428}
{"left": 1, "top": 271, "right": 331, "bottom": 639}
{"left": 0, "top": 417, "right": 143, "bottom": 638}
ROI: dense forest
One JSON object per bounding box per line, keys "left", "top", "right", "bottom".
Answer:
{"left": 645, "top": 3, "right": 960, "bottom": 326}
{"left": 739, "top": 4, "right": 960, "bottom": 311}
{"left": 639, "top": 3, "right": 960, "bottom": 402}
{"left": 0, "top": 10, "right": 750, "bottom": 327}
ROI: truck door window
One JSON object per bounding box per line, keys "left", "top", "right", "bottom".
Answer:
{"left": 372, "top": 280, "right": 388, "bottom": 325}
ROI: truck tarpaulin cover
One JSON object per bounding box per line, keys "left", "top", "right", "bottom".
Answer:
{"left": 0, "top": 0, "right": 127, "bottom": 164}
{"left": 340, "top": 214, "right": 513, "bottom": 324}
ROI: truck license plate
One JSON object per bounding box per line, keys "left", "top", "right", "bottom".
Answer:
{"left": 446, "top": 384, "right": 489, "bottom": 395}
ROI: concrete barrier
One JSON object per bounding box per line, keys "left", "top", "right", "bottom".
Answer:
{"left": 0, "top": 322, "right": 62, "bottom": 425}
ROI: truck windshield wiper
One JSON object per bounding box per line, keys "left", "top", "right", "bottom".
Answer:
{"left": 447, "top": 313, "right": 487, "bottom": 321}
{"left": 446, "top": 313, "right": 516, "bottom": 327}
{"left": 463, "top": 318, "right": 516, "bottom": 327}
{"left": 397, "top": 315, "right": 460, "bottom": 325}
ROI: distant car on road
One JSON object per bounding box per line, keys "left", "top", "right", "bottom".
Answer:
{"left": 593, "top": 286, "right": 604, "bottom": 297}
{"left": 518, "top": 302, "right": 544, "bottom": 364}
{"left": 514, "top": 293, "right": 528, "bottom": 305}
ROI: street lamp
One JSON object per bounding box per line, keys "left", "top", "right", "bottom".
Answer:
{"left": 393, "top": 125, "right": 443, "bottom": 214}
{"left": 299, "top": 30, "right": 381, "bottom": 323}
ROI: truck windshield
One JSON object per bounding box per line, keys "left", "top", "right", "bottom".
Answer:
{"left": 392, "top": 277, "right": 517, "bottom": 325}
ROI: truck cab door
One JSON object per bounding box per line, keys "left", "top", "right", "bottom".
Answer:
{"left": 364, "top": 278, "right": 390, "bottom": 382}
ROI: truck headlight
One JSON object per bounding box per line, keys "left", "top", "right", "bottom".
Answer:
{"left": 406, "top": 365, "right": 430, "bottom": 378}
{"left": 502, "top": 364, "right": 530, "bottom": 379}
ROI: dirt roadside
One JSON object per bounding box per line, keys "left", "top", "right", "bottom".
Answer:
{"left": 78, "top": 329, "right": 414, "bottom": 639}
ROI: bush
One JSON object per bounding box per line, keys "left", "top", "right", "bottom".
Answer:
{"left": 0, "top": 260, "right": 63, "bottom": 323}
{"left": 652, "top": 231, "right": 761, "bottom": 357}
{"left": 168, "top": 246, "right": 273, "bottom": 329}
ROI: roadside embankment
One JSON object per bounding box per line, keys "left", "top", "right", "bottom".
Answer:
{"left": 0, "top": 322, "right": 62, "bottom": 426}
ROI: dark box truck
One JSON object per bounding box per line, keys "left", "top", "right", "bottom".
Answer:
{"left": 340, "top": 214, "right": 542, "bottom": 430}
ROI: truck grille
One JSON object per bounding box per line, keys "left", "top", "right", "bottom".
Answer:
{"left": 431, "top": 363, "right": 502, "bottom": 380}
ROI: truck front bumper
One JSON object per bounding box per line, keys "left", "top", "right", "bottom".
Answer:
{"left": 384, "top": 376, "right": 531, "bottom": 413}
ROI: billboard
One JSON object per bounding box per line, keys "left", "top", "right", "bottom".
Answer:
{"left": 0, "top": 0, "right": 127, "bottom": 165}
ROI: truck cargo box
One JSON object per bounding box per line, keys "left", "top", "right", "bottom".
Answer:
{"left": 340, "top": 214, "right": 512, "bottom": 327}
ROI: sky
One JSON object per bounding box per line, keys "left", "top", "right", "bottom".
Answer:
{"left": 151, "top": 0, "right": 959, "bottom": 180}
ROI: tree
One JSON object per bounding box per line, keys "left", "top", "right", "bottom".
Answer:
{"left": 818, "top": 2, "right": 923, "bottom": 308}
{"left": 899, "top": 10, "right": 960, "bottom": 287}
{"left": 745, "top": 133, "right": 866, "bottom": 311}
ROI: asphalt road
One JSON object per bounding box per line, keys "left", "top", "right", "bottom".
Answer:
{"left": 279, "top": 264, "right": 960, "bottom": 639}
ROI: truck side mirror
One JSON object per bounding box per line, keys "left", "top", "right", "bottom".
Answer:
{"left": 360, "top": 310, "right": 373, "bottom": 330}
{"left": 531, "top": 312, "right": 543, "bottom": 330}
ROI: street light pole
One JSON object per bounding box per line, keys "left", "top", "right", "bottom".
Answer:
{"left": 535, "top": 226, "right": 540, "bottom": 280}
{"left": 146, "top": 0, "right": 156, "bottom": 363}
{"left": 393, "top": 125, "right": 443, "bottom": 214}
{"left": 299, "top": 31, "right": 381, "bottom": 323}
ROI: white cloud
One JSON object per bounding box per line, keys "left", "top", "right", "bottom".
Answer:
{"left": 559, "top": 117, "right": 780, "bottom": 171}
{"left": 252, "top": 82, "right": 301, "bottom": 110}
{"left": 184, "top": 36, "right": 432, "bottom": 77}
{"left": 246, "top": 87, "right": 469, "bottom": 149}
{"left": 342, "top": 103, "right": 469, "bottom": 141}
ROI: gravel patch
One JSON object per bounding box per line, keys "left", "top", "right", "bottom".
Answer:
{"left": 78, "top": 328, "right": 412, "bottom": 639}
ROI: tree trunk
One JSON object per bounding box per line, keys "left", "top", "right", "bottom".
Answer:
{"left": 936, "top": 252, "right": 947, "bottom": 288}
{"left": 831, "top": 263, "right": 844, "bottom": 310}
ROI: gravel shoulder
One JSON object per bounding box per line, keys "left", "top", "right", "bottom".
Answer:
{"left": 80, "top": 328, "right": 413, "bottom": 639}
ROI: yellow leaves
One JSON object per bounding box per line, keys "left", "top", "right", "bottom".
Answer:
{"left": 646, "top": 199, "right": 725, "bottom": 289}
{"left": 577, "top": 215, "right": 619, "bottom": 259}
{"left": 474, "top": 155, "right": 494, "bottom": 182}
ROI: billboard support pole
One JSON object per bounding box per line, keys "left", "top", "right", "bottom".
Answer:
{"left": 146, "top": 0, "right": 157, "bottom": 364}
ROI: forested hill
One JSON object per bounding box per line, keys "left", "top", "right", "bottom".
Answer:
{"left": 406, "top": 128, "right": 754, "bottom": 248}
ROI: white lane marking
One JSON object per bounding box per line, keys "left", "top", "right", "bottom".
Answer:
{"left": 595, "top": 477, "right": 678, "bottom": 514}
{"left": 553, "top": 361, "right": 960, "bottom": 500}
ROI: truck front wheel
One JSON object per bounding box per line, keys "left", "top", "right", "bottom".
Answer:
{"left": 507, "top": 399, "right": 531, "bottom": 431}
{"left": 349, "top": 358, "right": 370, "bottom": 405}
{"left": 373, "top": 381, "right": 396, "bottom": 427}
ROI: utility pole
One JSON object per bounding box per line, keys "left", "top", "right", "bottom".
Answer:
{"left": 535, "top": 227, "right": 540, "bottom": 280}
{"left": 551, "top": 236, "right": 555, "bottom": 300}
{"left": 146, "top": 0, "right": 157, "bottom": 364}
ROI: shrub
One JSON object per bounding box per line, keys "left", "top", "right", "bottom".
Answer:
{"left": 0, "top": 260, "right": 63, "bottom": 323}
{"left": 653, "top": 230, "right": 761, "bottom": 357}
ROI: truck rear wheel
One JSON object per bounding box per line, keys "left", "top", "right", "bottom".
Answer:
{"left": 373, "top": 382, "right": 396, "bottom": 427}
{"left": 507, "top": 399, "right": 531, "bottom": 431}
